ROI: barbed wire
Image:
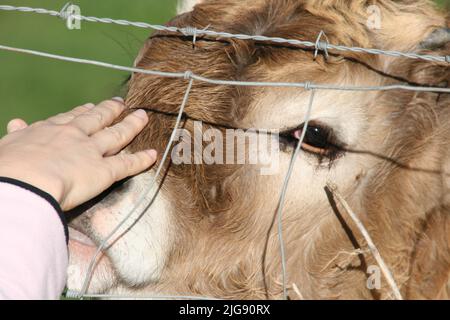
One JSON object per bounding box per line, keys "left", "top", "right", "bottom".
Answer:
{"left": 0, "top": 4, "right": 450, "bottom": 64}
{"left": 0, "top": 2, "right": 437, "bottom": 301}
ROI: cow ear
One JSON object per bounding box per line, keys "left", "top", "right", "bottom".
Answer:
{"left": 177, "top": 0, "right": 204, "bottom": 14}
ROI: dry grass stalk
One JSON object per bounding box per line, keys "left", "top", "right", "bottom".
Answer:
{"left": 320, "top": 249, "right": 369, "bottom": 272}
{"left": 292, "top": 283, "right": 305, "bottom": 300}
{"left": 326, "top": 182, "right": 404, "bottom": 300}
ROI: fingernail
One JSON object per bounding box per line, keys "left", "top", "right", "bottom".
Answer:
{"left": 146, "top": 149, "right": 158, "bottom": 159}
{"left": 7, "top": 118, "right": 27, "bottom": 133}
{"left": 134, "top": 109, "right": 148, "bottom": 120}
{"left": 112, "top": 96, "right": 124, "bottom": 103}
{"left": 6, "top": 121, "right": 19, "bottom": 133}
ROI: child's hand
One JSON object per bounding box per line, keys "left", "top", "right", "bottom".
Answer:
{"left": 0, "top": 98, "right": 156, "bottom": 211}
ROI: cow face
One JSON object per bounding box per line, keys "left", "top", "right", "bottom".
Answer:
{"left": 67, "top": 0, "right": 450, "bottom": 299}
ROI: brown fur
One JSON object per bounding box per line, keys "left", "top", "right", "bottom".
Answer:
{"left": 118, "top": 0, "right": 450, "bottom": 299}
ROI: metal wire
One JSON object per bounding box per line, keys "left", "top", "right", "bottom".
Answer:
{"left": 275, "top": 90, "right": 316, "bottom": 299}
{"left": 1, "top": 4, "right": 449, "bottom": 64}
{"left": 1, "top": 44, "right": 450, "bottom": 93}
{"left": 65, "top": 290, "right": 220, "bottom": 300}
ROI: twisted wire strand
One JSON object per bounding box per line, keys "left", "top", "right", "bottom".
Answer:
{"left": 276, "top": 90, "right": 316, "bottom": 300}
{"left": 0, "top": 4, "right": 449, "bottom": 63}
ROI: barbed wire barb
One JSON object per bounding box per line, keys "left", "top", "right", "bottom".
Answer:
{"left": 314, "top": 30, "right": 329, "bottom": 60}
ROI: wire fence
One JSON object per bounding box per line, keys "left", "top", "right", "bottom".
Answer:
{"left": 1, "top": 2, "right": 448, "bottom": 300}
{"left": 1, "top": 4, "right": 450, "bottom": 64}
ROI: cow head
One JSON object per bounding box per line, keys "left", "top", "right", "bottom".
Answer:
{"left": 67, "top": 0, "right": 450, "bottom": 299}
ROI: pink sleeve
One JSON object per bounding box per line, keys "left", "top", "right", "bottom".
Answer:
{"left": 0, "top": 178, "right": 68, "bottom": 300}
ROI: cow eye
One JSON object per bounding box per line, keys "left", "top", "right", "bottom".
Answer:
{"left": 280, "top": 123, "right": 344, "bottom": 161}
{"left": 294, "top": 125, "right": 332, "bottom": 154}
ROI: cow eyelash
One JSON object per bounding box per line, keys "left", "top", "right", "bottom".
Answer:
{"left": 279, "top": 123, "right": 345, "bottom": 162}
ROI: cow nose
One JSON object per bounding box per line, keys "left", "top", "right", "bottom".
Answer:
{"left": 68, "top": 212, "right": 94, "bottom": 238}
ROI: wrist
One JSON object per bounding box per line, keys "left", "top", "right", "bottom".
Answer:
{"left": 0, "top": 166, "right": 65, "bottom": 205}
{"left": 0, "top": 176, "right": 69, "bottom": 244}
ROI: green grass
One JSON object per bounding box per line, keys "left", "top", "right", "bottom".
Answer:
{"left": 0, "top": 0, "right": 447, "bottom": 137}
{"left": 0, "top": 0, "right": 177, "bottom": 136}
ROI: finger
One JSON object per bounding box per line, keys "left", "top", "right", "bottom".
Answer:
{"left": 47, "top": 102, "right": 95, "bottom": 124}
{"left": 7, "top": 118, "right": 28, "bottom": 133}
{"left": 92, "top": 109, "right": 149, "bottom": 156}
{"left": 106, "top": 150, "right": 158, "bottom": 182}
{"left": 70, "top": 98, "right": 125, "bottom": 135}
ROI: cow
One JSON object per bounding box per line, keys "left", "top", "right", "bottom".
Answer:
{"left": 67, "top": 0, "right": 450, "bottom": 299}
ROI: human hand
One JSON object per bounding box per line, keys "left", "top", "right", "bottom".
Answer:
{"left": 0, "top": 98, "right": 156, "bottom": 211}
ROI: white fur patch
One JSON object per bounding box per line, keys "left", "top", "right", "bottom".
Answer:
{"left": 67, "top": 171, "right": 173, "bottom": 292}
{"left": 91, "top": 171, "right": 173, "bottom": 285}
{"left": 177, "top": 0, "right": 203, "bottom": 14}
{"left": 66, "top": 242, "right": 116, "bottom": 293}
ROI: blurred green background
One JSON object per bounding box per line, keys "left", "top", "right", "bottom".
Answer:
{"left": 0, "top": 0, "right": 448, "bottom": 136}
{"left": 0, "top": 0, "right": 177, "bottom": 136}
